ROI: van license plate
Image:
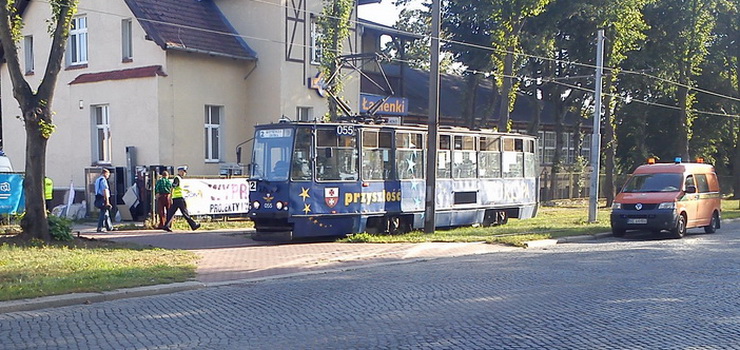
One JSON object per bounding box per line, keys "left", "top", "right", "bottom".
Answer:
{"left": 628, "top": 218, "right": 647, "bottom": 224}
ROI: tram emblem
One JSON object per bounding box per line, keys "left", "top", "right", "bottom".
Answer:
{"left": 325, "top": 187, "right": 339, "bottom": 208}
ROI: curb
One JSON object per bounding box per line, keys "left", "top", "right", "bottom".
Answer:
{"left": 523, "top": 231, "right": 613, "bottom": 248}
{"left": 556, "top": 232, "right": 613, "bottom": 243}
{"left": 0, "top": 281, "right": 205, "bottom": 314}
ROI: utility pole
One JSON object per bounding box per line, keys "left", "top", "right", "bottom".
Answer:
{"left": 588, "top": 29, "right": 605, "bottom": 223}
{"left": 424, "top": 0, "right": 441, "bottom": 233}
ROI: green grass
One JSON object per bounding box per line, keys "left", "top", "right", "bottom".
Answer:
{"left": 722, "top": 199, "right": 740, "bottom": 220}
{"left": 341, "top": 199, "right": 740, "bottom": 247}
{"left": 0, "top": 239, "right": 197, "bottom": 302}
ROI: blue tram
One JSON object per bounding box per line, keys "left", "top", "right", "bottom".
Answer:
{"left": 247, "top": 120, "right": 539, "bottom": 240}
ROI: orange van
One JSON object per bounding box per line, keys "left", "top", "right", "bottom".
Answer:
{"left": 610, "top": 158, "right": 721, "bottom": 238}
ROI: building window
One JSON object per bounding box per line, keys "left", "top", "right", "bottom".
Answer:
{"left": 67, "top": 16, "right": 88, "bottom": 66}
{"left": 543, "top": 131, "right": 556, "bottom": 164}
{"left": 121, "top": 18, "right": 133, "bottom": 61}
{"left": 23, "top": 35, "right": 34, "bottom": 74}
{"left": 205, "top": 105, "right": 222, "bottom": 162}
{"left": 92, "top": 105, "right": 111, "bottom": 164}
{"left": 581, "top": 134, "right": 591, "bottom": 163}
{"left": 296, "top": 106, "right": 313, "bottom": 121}
{"left": 310, "top": 18, "right": 323, "bottom": 65}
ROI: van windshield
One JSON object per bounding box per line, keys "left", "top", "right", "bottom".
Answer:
{"left": 621, "top": 173, "right": 682, "bottom": 193}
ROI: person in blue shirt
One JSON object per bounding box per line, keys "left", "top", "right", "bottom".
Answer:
{"left": 94, "top": 168, "right": 114, "bottom": 232}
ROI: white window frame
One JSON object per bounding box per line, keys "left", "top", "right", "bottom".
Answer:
{"left": 23, "top": 35, "right": 34, "bottom": 74}
{"left": 205, "top": 105, "right": 222, "bottom": 162}
{"left": 296, "top": 106, "right": 313, "bottom": 121}
{"left": 581, "top": 133, "right": 591, "bottom": 164}
{"left": 92, "top": 105, "right": 111, "bottom": 164}
{"left": 543, "top": 131, "right": 556, "bottom": 164}
{"left": 310, "top": 18, "right": 323, "bottom": 65}
{"left": 67, "top": 16, "right": 88, "bottom": 66}
{"left": 121, "top": 18, "right": 133, "bottom": 61}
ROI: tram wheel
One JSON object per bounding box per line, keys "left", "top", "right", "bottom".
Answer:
{"left": 497, "top": 211, "right": 508, "bottom": 225}
{"left": 387, "top": 216, "right": 410, "bottom": 235}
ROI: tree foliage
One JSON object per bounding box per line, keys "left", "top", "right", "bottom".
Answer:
{"left": 392, "top": 0, "right": 739, "bottom": 196}
{"left": 317, "top": 0, "right": 354, "bottom": 119}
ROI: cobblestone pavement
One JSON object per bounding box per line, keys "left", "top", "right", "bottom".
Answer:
{"left": 1, "top": 222, "right": 738, "bottom": 349}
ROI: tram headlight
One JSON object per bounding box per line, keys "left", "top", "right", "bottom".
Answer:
{"left": 276, "top": 201, "right": 284, "bottom": 210}
{"left": 252, "top": 201, "right": 260, "bottom": 210}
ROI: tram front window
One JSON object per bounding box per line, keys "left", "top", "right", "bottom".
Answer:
{"left": 251, "top": 128, "right": 293, "bottom": 181}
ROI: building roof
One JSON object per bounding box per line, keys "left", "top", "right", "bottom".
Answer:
{"left": 124, "top": 0, "right": 257, "bottom": 61}
{"left": 69, "top": 65, "right": 167, "bottom": 85}
{"left": 365, "top": 64, "right": 588, "bottom": 129}
{"left": 358, "top": 18, "right": 424, "bottom": 41}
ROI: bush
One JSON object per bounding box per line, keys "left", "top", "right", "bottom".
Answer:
{"left": 48, "top": 215, "right": 74, "bottom": 241}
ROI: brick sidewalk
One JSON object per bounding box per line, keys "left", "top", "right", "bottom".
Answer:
{"left": 77, "top": 224, "right": 519, "bottom": 284}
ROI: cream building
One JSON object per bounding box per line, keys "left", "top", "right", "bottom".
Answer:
{"left": 0, "top": 0, "right": 362, "bottom": 197}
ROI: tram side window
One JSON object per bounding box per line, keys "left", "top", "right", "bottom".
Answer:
{"left": 453, "top": 135, "right": 476, "bottom": 178}
{"left": 362, "top": 130, "right": 393, "bottom": 180}
{"left": 502, "top": 137, "right": 524, "bottom": 178}
{"left": 291, "top": 127, "right": 312, "bottom": 181}
{"left": 478, "top": 136, "right": 501, "bottom": 178}
{"left": 396, "top": 132, "right": 425, "bottom": 179}
{"left": 316, "top": 128, "right": 358, "bottom": 181}
{"left": 437, "top": 134, "right": 451, "bottom": 178}
{"left": 524, "top": 139, "right": 536, "bottom": 178}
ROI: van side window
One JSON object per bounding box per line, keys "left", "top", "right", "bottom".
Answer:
{"left": 695, "top": 174, "right": 710, "bottom": 193}
{"left": 706, "top": 173, "right": 720, "bottom": 192}
{"left": 684, "top": 175, "right": 695, "bottom": 190}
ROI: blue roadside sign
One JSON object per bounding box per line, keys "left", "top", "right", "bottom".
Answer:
{"left": 0, "top": 173, "right": 25, "bottom": 214}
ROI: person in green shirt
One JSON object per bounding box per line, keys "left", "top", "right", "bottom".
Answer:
{"left": 154, "top": 170, "right": 173, "bottom": 229}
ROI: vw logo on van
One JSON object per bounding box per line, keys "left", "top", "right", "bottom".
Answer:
{"left": 635, "top": 203, "right": 643, "bottom": 211}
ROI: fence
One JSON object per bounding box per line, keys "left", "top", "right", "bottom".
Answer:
{"left": 539, "top": 173, "right": 736, "bottom": 201}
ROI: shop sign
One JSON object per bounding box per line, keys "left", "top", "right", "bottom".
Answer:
{"left": 360, "top": 93, "right": 408, "bottom": 116}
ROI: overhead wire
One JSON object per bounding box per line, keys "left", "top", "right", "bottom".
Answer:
{"left": 32, "top": 0, "right": 740, "bottom": 117}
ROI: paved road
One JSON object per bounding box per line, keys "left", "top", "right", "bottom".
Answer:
{"left": 1, "top": 222, "right": 738, "bottom": 349}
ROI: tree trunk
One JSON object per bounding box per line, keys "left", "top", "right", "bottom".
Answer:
{"left": 676, "top": 85, "right": 691, "bottom": 160}
{"left": 734, "top": 120, "right": 740, "bottom": 199}
{"left": 636, "top": 110, "right": 648, "bottom": 162}
{"left": 497, "top": 50, "right": 514, "bottom": 132}
{"left": 19, "top": 110, "right": 50, "bottom": 241}
{"left": 733, "top": 46, "right": 740, "bottom": 199}
{"left": 462, "top": 74, "right": 479, "bottom": 128}
{"left": 549, "top": 104, "right": 566, "bottom": 200}
{"left": 526, "top": 94, "right": 543, "bottom": 136}
{"left": 603, "top": 79, "right": 616, "bottom": 207}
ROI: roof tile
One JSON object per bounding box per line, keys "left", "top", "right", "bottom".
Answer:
{"left": 124, "top": 0, "right": 256, "bottom": 60}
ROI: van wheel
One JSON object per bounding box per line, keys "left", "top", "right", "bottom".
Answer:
{"left": 611, "top": 228, "right": 625, "bottom": 237}
{"left": 704, "top": 212, "right": 720, "bottom": 234}
{"left": 671, "top": 214, "right": 687, "bottom": 239}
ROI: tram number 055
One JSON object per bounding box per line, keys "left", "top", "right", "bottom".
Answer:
{"left": 336, "top": 125, "right": 355, "bottom": 136}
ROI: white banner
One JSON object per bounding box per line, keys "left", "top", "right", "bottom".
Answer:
{"left": 179, "top": 178, "right": 251, "bottom": 216}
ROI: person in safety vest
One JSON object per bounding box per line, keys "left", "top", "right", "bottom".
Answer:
{"left": 162, "top": 166, "right": 200, "bottom": 232}
{"left": 44, "top": 176, "right": 53, "bottom": 211}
